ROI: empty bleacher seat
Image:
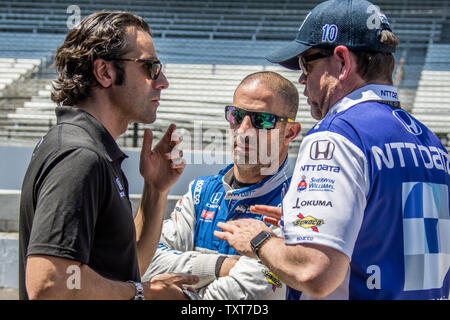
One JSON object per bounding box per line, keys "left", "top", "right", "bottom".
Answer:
{"left": 411, "top": 44, "right": 450, "bottom": 136}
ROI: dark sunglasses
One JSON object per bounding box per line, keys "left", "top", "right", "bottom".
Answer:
{"left": 225, "top": 105, "right": 294, "bottom": 130}
{"left": 112, "top": 58, "right": 163, "bottom": 80}
{"left": 299, "top": 51, "right": 334, "bottom": 76}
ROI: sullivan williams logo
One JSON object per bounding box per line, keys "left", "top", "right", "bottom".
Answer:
{"left": 293, "top": 213, "right": 324, "bottom": 232}
{"left": 297, "top": 175, "right": 307, "bottom": 192}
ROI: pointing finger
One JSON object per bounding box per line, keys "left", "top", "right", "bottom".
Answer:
{"left": 263, "top": 216, "right": 281, "bottom": 227}
{"left": 170, "top": 131, "right": 183, "bottom": 148}
{"left": 250, "top": 205, "right": 282, "bottom": 219}
{"left": 162, "top": 123, "right": 177, "bottom": 145}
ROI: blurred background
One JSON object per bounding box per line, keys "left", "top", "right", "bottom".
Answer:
{"left": 1, "top": 0, "right": 449, "bottom": 298}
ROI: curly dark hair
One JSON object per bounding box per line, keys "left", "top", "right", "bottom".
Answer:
{"left": 51, "top": 11, "right": 151, "bottom": 106}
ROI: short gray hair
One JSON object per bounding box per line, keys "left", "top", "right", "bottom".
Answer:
{"left": 235, "top": 71, "right": 299, "bottom": 119}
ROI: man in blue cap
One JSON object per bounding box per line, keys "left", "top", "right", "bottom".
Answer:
{"left": 215, "top": 0, "right": 450, "bottom": 299}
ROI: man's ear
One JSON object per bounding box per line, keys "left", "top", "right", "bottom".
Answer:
{"left": 334, "top": 46, "right": 353, "bottom": 81}
{"left": 284, "top": 122, "right": 301, "bottom": 145}
{"left": 92, "top": 59, "right": 115, "bottom": 88}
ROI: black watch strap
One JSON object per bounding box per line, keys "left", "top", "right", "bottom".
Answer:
{"left": 250, "top": 231, "right": 273, "bottom": 259}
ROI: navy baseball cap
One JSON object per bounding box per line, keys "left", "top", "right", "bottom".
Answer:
{"left": 266, "top": 0, "right": 396, "bottom": 70}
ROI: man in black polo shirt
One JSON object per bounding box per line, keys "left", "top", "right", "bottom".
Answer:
{"left": 19, "top": 11, "right": 198, "bottom": 300}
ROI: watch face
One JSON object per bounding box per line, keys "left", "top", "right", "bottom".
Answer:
{"left": 251, "top": 231, "right": 271, "bottom": 250}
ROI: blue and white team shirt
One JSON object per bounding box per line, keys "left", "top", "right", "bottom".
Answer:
{"left": 282, "top": 84, "right": 450, "bottom": 300}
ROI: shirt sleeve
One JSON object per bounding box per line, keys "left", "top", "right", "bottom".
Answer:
{"left": 27, "top": 147, "right": 103, "bottom": 264}
{"left": 157, "top": 182, "right": 197, "bottom": 252}
{"left": 281, "top": 131, "right": 369, "bottom": 258}
{"left": 198, "top": 256, "right": 287, "bottom": 300}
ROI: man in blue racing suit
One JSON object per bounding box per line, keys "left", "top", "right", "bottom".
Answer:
{"left": 142, "top": 71, "right": 301, "bottom": 299}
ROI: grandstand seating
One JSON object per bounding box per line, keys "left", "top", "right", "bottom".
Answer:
{"left": 0, "top": 32, "right": 64, "bottom": 59}
{"left": 1, "top": 58, "right": 428, "bottom": 153}
{"left": 0, "top": 0, "right": 450, "bottom": 152}
{"left": 3, "top": 62, "right": 309, "bottom": 152}
{"left": 0, "top": 0, "right": 448, "bottom": 43}
{"left": 412, "top": 43, "right": 450, "bottom": 149}
{"left": 0, "top": 57, "right": 41, "bottom": 96}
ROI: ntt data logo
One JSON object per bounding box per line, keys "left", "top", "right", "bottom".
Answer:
{"left": 393, "top": 110, "right": 422, "bottom": 135}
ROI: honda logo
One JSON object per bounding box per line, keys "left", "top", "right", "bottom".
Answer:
{"left": 310, "top": 140, "right": 335, "bottom": 160}
{"left": 210, "top": 192, "right": 223, "bottom": 205}
{"left": 393, "top": 110, "right": 422, "bottom": 135}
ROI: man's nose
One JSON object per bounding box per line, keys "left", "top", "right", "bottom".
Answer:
{"left": 154, "top": 71, "right": 169, "bottom": 89}
{"left": 299, "top": 72, "right": 307, "bottom": 85}
{"left": 237, "top": 115, "right": 254, "bottom": 133}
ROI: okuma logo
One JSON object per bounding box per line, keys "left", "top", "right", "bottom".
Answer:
{"left": 393, "top": 110, "right": 422, "bottom": 135}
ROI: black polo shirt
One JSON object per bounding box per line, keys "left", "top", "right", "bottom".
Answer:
{"left": 19, "top": 106, "right": 140, "bottom": 300}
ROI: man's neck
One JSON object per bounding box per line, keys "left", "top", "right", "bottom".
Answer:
{"left": 232, "top": 154, "right": 287, "bottom": 184}
{"left": 233, "top": 165, "right": 266, "bottom": 185}
{"left": 343, "top": 79, "right": 394, "bottom": 101}
{"left": 329, "top": 78, "right": 367, "bottom": 109}
{"left": 325, "top": 78, "right": 394, "bottom": 117}
{"left": 76, "top": 96, "right": 128, "bottom": 141}
{"left": 230, "top": 175, "right": 255, "bottom": 190}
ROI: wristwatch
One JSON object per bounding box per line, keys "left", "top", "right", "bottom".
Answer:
{"left": 250, "top": 231, "right": 273, "bottom": 259}
{"left": 127, "top": 280, "right": 145, "bottom": 300}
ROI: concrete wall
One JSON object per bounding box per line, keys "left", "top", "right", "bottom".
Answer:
{"left": 0, "top": 190, "right": 20, "bottom": 232}
{"left": 0, "top": 144, "right": 228, "bottom": 194}
{"left": 0, "top": 233, "right": 18, "bottom": 289}
{"left": 0, "top": 191, "right": 181, "bottom": 233}
{"left": 0, "top": 145, "right": 35, "bottom": 191}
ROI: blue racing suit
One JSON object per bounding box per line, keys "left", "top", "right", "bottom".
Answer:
{"left": 142, "top": 160, "right": 291, "bottom": 299}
